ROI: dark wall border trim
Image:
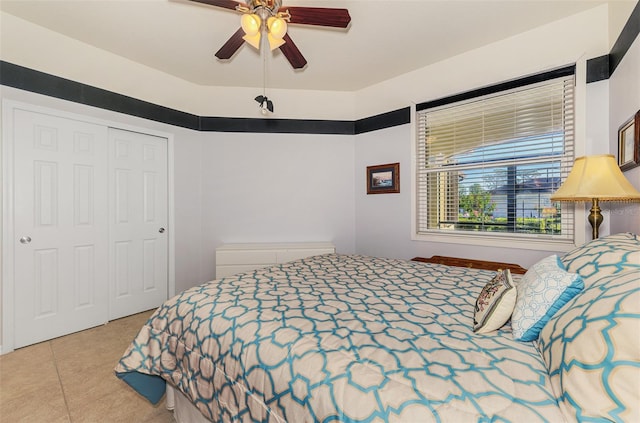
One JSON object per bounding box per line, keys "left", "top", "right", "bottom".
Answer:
{"left": 1, "top": 61, "right": 394, "bottom": 135}
{"left": 416, "top": 65, "right": 575, "bottom": 111}
{"left": 610, "top": 1, "right": 640, "bottom": 76}
{"left": 0, "top": 61, "right": 200, "bottom": 130}
{"left": 199, "top": 116, "right": 354, "bottom": 134}
{"left": 587, "top": 2, "right": 639, "bottom": 83}
{"left": 586, "top": 55, "right": 610, "bottom": 83}
{"left": 355, "top": 108, "right": 411, "bottom": 134}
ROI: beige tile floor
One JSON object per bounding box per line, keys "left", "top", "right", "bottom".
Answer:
{"left": 0, "top": 310, "right": 175, "bottom": 423}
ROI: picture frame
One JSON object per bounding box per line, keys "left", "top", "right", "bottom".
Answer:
{"left": 367, "top": 162, "right": 400, "bottom": 194}
{"left": 618, "top": 110, "right": 639, "bottom": 171}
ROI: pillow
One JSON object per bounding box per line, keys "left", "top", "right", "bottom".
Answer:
{"left": 538, "top": 271, "right": 640, "bottom": 421}
{"left": 511, "top": 255, "right": 583, "bottom": 342}
{"left": 473, "top": 269, "right": 516, "bottom": 333}
{"left": 561, "top": 232, "right": 640, "bottom": 287}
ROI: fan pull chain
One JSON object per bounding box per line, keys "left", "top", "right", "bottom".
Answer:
{"left": 263, "top": 40, "right": 267, "bottom": 98}
{"left": 253, "top": 24, "right": 274, "bottom": 114}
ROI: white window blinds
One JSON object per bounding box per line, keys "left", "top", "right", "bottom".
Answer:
{"left": 416, "top": 73, "right": 575, "bottom": 241}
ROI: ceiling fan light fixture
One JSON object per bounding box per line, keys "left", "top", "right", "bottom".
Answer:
{"left": 203, "top": 0, "right": 350, "bottom": 69}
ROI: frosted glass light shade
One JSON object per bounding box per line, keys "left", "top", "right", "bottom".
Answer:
{"left": 243, "top": 33, "right": 261, "bottom": 49}
{"left": 241, "top": 14, "right": 261, "bottom": 36}
{"left": 267, "top": 33, "right": 285, "bottom": 50}
{"left": 551, "top": 155, "right": 640, "bottom": 201}
{"left": 267, "top": 17, "right": 287, "bottom": 38}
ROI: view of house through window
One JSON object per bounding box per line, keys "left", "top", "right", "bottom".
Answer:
{"left": 416, "top": 70, "right": 575, "bottom": 241}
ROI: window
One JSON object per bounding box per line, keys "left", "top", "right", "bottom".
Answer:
{"left": 416, "top": 69, "right": 575, "bottom": 243}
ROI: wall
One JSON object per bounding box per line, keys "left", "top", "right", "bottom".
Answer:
{"left": 353, "top": 5, "right": 618, "bottom": 267}
{"left": 355, "top": 125, "right": 411, "bottom": 258}
{"left": 354, "top": 5, "right": 610, "bottom": 120}
{"left": 198, "top": 132, "right": 356, "bottom": 279}
{"left": 609, "top": 36, "right": 640, "bottom": 233}
{"left": 608, "top": 1, "right": 638, "bottom": 49}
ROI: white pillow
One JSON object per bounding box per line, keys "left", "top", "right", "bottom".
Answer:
{"left": 473, "top": 269, "right": 516, "bottom": 333}
{"left": 512, "top": 255, "right": 583, "bottom": 342}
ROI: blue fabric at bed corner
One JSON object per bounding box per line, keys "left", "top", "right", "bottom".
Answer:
{"left": 116, "top": 371, "right": 166, "bottom": 404}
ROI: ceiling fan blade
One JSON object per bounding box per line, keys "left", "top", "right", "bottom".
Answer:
{"left": 215, "top": 28, "right": 246, "bottom": 60}
{"left": 187, "top": 0, "right": 246, "bottom": 11}
{"left": 279, "top": 34, "right": 307, "bottom": 69}
{"left": 282, "top": 6, "right": 351, "bottom": 28}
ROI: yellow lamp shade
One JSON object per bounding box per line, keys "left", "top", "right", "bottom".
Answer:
{"left": 241, "top": 13, "right": 261, "bottom": 36}
{"left": 551, "top": 154, "right": 640, "bottom": 202}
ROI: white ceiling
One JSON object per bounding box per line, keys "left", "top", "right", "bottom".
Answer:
{"left": 1, "top": 0, "right": 612, "bottom": 92}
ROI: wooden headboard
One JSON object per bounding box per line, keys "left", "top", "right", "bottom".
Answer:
{"left": 411, "top": 255, "right": 528, "bottom": 275}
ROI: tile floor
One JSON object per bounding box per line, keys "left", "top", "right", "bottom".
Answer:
{"left": 0, "top": 310, "right": 175, "bottom": 422}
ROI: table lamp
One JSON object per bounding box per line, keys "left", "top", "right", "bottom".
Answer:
{"left": 551, "top": 154, "right": 640, "bottom": 239}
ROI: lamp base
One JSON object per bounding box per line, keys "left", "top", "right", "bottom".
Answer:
{"left": 588, "top": 198, "right": 602, "bottom": 239}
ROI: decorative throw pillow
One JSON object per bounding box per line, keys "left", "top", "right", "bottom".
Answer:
{"left": 473, "top": 269, "right": 516, "bottom": 333}
{"left": 511, "top": 255, "right": 583, "bottom": 342}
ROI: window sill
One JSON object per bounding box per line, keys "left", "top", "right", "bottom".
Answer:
{"left": 412, "top": 231, "right": 579, "bottom": 252}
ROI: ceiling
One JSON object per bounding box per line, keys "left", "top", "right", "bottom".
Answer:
{"left": 1, "top": 0, "right": 611, "bottom": 92}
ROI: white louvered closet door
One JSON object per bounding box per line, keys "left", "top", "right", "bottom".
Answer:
{"left": 13, "top": 109, "right": 109, "bottom": 348}
{"left": 108, "top": 128, "right": 168, "bottom": 320}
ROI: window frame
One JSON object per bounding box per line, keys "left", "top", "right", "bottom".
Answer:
{"left": 411, "top": 66, "right": 585, "bottom": 251}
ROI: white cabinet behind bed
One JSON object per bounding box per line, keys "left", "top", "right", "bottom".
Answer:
{"left": 215, "top": 242, "right": 335, "bottom": 279}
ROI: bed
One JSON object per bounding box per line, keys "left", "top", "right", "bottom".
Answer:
{"left": 115, "top": 232, "right": 640, "bottom": 422}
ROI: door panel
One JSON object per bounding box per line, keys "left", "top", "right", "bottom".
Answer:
{"left": 13, "top": 109, "right": 109, "bottom": 348}
{"left": 108, "top": 128, "right": 168, "bottom": 320}
{"left": 34, "top": 248, "right": 58, "bottom": 317}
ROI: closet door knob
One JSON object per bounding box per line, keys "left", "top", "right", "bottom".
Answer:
{"left": 20, "top": 236, "right": 32, "bottom": 244}
{"left": 159, "top": 228, "right": 165, "bottom": 233}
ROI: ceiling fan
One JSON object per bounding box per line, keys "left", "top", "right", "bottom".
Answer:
{"left": 188, "top": 0, "right": 351, "bottom": 69}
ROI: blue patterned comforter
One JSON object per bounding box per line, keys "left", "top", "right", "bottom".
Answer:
{"left": 115, "top": 254, "right": 566, "bottom": 422}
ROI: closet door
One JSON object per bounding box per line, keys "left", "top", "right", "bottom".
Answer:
{"left": 13, "top": 109, "right": 109, "bottom": 348}
{"left": 109, "top": 128, "right": 168, "bottom": 320}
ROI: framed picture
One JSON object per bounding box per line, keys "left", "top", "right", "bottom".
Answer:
{"left": 367, "top": 162, "right": 400, "bottom": 194}
{"left": 618, "top": 110, "right": 639, "bottom": 171}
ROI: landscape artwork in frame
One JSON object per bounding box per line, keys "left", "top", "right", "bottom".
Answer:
{"left": 618, "top": 110, "right": 639, "bottom": 171}
{"left": 367, "top": 163, "right": 400, "bottom": 194}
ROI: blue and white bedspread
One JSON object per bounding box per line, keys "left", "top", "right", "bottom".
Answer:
{"left": 115, "top": 254, "right": 566, "bottom": 422}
